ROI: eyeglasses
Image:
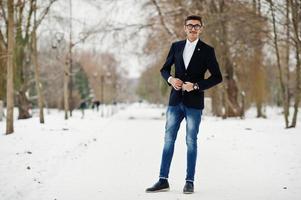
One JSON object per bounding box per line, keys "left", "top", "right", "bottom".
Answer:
{"left": 186, "top": 24, "right": 202, "bottom": 30}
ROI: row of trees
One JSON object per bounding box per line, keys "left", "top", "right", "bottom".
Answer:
{"left": 0, "top": 0, "right": 131, "bottom": 135}
{"left": 1, "top": 0, "right": 58, "bottom": 134}
{"left": 137, "top": 0, "right": 300, "bottom": 128}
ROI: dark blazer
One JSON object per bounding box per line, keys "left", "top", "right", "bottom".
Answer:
{"left": 160, "top": 39, "right": 223, "bottom": 109}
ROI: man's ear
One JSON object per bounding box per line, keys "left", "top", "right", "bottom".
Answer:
{"left": 199, "top": 26, "right": 204, "bottom": 34}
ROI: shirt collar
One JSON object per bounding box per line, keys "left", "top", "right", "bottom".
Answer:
{"left": 186, "top": 38, "right": 199, "bottom": 46}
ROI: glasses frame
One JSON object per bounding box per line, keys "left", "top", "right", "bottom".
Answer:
{"left": 185, "top": 24, "right": 202, "bottom": 31}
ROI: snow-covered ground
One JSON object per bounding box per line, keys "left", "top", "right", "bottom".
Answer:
{"left": 0, "top": 104, "right": 300, "bottom": 200}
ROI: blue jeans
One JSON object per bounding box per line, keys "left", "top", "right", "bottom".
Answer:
{"left": 159, "top": 103, "right": 202, "bottom": 182}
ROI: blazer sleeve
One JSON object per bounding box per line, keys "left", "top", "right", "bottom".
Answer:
{"left": 160, "top": 43, "right": 175, "bottom": 85}
{"left": 197, "top": 47, "right": 223, "bottom": 91}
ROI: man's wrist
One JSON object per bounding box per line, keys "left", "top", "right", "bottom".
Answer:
{"left": 193, "top": 83, "right": 199, "bottom": 90}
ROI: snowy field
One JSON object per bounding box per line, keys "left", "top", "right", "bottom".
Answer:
{"left": 0, "top": 103, "right": 300, "bottom": 200}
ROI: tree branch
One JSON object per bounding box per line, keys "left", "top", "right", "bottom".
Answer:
{"left": 0, "top": 0, "right": 7, "bottom": 28}
{"left": 0, "top": 29, "right": 6, "bottom": 48}
{"left": 35, "top": 0, "right": 57, "bottom": 28}
{"left": 85, "top": 22, "right": 154, "bottom": 36}
{"left": 150, "top": 0, "right": 178, "bottom": 40}
{"left": 24, "top": 0, "right": 34, "bottom": 42}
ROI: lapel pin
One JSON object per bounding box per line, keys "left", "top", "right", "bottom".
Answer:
{"left": 198, "top": 48, "right": 200, "bottom": 51}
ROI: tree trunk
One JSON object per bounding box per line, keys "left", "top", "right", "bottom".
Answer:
{"left": 219, "top": 1, "right": 242, "bottom": 117}
{"left": 221, "top": 89, "right": 227, "bottom": 119}
{"left": 252, "top": 0, "right": 267, "bottom": 118}
{"left": 289, "top": 0, "right": 301, "bottom": 128}
{"left": 15, "top": 43, "right": 31, "bottom": 119}
{"left": 221, "top": 39, "right": 241, "bottom": 117}
{"left": 0, "top": 100, "right": 3, "bottom": 121}
{"left": 15, "top": 12, "right": 31, "bottom": 119}
{"left": 32, "top": 0, "right": 44, "bottom": 124}
{"left": 68, "top": 0, "right": 73, "bottom": 117}
{"left": 64, "top": 58, "right": 69, "bottom": 120}
{"left": 285, "top": 0, "right": 291, "bottom": 115}
{"left": 0, "top": 44, "right": 7, "bottom": 100}
{"left": 268, "top": 0, "right": 289, "bottom": 128}
{"left": 13, "top": 0, "right": 54, "bottom": 120}
{"left": 17, "top": 87, "right": 31, "bottom": 119}
{"left": 211, "top": 87, "right": 223, "bottom": 116}
{"left": 6, "top": 0, "right": 14, "bottom": 134}
{"left": 290, "top": 45, "right": 300, "bottom": 127}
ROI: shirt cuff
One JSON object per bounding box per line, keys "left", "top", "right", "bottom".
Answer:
{"left": 167, "top": 76, "right": 173, "bottom": 84}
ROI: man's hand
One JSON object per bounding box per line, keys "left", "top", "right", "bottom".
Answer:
{"left": 182, "top": 82, "right": 194, "bottom": 92}
{"left": 169, "top": 77, "right": 183, "bottom": 91}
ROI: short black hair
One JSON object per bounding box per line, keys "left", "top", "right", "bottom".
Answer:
{"left": 185, "top": 15, "right": 203, "bottom": 26}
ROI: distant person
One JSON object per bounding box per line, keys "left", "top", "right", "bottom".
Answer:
{"left": 146, "top": 15, "right": 223, "bottom": 194}
{"left": 79, "top": 100, "right": 87, "bottom": 118}
{"left": 92, "top": 100, "right": 100, "bottom": 112}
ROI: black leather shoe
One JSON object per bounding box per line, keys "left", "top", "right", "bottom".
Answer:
{"left": 183, "top": 181, "right": 194, "bottom": 194}
{"left": 145, "top": 179, "right": 170, "bottom": 193}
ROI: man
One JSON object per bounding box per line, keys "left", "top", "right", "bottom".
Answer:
{"left": 79, "top": 100, "right": 87, "bottom": 119}
{"left": 146, "top": 15, "right": 222, "bottom": 194}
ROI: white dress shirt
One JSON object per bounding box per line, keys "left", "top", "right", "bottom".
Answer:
{"left": 183, "top": 38, "right": 198, "bottom": 69}
{"left": 168, "top": 38, "right": 199, "bottom": 83}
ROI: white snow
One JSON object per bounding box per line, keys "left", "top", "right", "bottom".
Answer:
{"left": 0, "top": 104, "right": 300, "bottom": 200}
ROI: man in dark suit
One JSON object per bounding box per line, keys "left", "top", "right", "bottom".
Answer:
{"left": 146, "top": 15, "right": 223, "bottom": 194}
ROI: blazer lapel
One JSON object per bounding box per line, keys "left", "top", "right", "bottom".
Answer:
{"left": 179, "top": 40, "right": 186, "bottom": 72}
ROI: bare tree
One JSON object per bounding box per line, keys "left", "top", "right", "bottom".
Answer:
{"left": 251, "top": 0, "right": 267, "bottom": 118}
{"left": 267, "top": 0, "right": 290, "bottom": 128}
{"left": 289, "top": 0, "right": 301, "bottom": 127}
{"left": 64, "top": 52, "right": 70, "bottom": 120}
{"left": 285, "top": 0, "right": 291, "bottom": 115}
{"left": 6, "top": 0, "right": 14, "bottom": 134}
{"left": 31, "top": 0, "right": 44, "bottom": 123}
{"left": 0, "top": 0, "right": 7, "bottom": 102}
{"left": 213, "top": 0, "right": 243, "bottom": 117}
{"left": 0, "top": 40, "right": 6, "bottom": 101}
{"left": 68, "top": 0, "right": 73, "bottom": 117}
{"left": 1, "top": 0, "right": 57, "bottom": 119}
